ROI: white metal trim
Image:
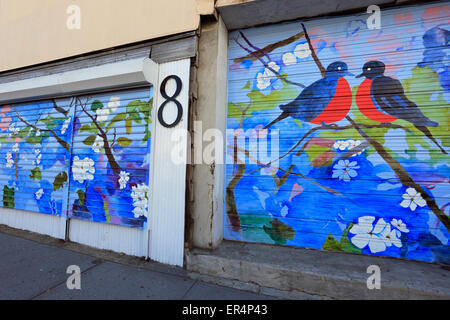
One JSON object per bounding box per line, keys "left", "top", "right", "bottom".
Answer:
{"left": 148, "top": 58, "right": 190, "bottom": 267}
{"left": 0, "top": 58, "right": 158, "bottom": 103}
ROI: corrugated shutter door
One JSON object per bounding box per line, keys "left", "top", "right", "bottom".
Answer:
{"left": 225, "top": 2, "right": 449, "bottom": 264}
{"left": 69, "top": 87, "right": 153, "bottom": 228}
{"left": 0, "top": 99, "right": 72, "bottom": 216}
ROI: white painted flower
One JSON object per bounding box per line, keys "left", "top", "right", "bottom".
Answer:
{"left": 391, "top": 218, "right": 409, "bottom": 233}
{"left": 108, "top": 97, "right": 120, "bottom": 113}
{"left": 96, "top": 107, "right": 110, "bottom": 122}
{"left": 9, "top": 123, "right": 19, "bottom": 135}
{"left": 131, "top": 183, "right": 149, "bottom": 218}
{"left": 347, "top": 140, "right": 361, "bottom": 150}
{"left": 12, "top": 143, "right": 19, "bottom": 152}
{"left": 400, "top": 187, "right": 426, "bottom": 211}
{"left": 35, "top": 188, "right": 44, "bottom": 200}
{"left": 332, "top": 159, "right": 360, "bottom": 182}
{"left": 35, "top": 149, "right": 40, "bottom": 155}
{"left": 347, "top": 139, "right": 365, "bottom": 156}
{"left": 36, "top": 129, "right": 41, "bottom": 136}
{"left": 282, "top": 52, "right": 297, "bottom": 66}
{"left": 333, "top": 140, "right": 349, "bottom": 151}
{"left": 256, "top": 72, "right": 271, "bottom": 90}
{"left": 92, "top": 135, "right": 103, "bottom": 153}
{"left": 72, "top": 156, "right": 95, "bottom": 183}
{"left": 118, "top": 171, "right": 130, "bottom": 189}
{"left": 34, "top": 153, "right": 42, "bottom": 166}
{"left": 61, "top": 118, "right": 71, "bottom": 134}
{"left": 294, "top": 43, "right": 311, "bottom": 59}
{"left": 384, "top": 228, "right": 402, "bottom": 248}
{"left": 349, "top": 216, "right": 391, "bottom": 253}
{"left": 5, "top": 152, "right": 13, "bottom": 168}
{"left": 256, "top": 62, "right": 280, "bottom": 90}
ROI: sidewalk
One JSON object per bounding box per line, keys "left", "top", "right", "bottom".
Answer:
{"left": 0, "top": 226, "right": 275, "bottom": 300}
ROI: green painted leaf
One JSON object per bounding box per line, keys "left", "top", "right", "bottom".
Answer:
{"left": 103, "top": 200, "right": 110, "bottom": 223}
{"left": 3, "top": 185, "right": 14, "bottom": 208}
{"left": 29, "top": 167, "right": 42, "bottom": 181}
{"left": 242, "top": 80, "right": 251, "bottom": 90}
{"left": 18, "top": 126, "right": 31, "bottom": 138}
{"left": 106, "top": 112, "right": 127, "bottom": 130}
{"left": 129, "top": 111, "right": 142, "bottom": 123}
{"left": 40, "top": 115, "right": 66, "bottom": 130}
{"left": 90, "top": 100, "right": 103, "bottom": 112}
{"left": 227, "top": 102, "right": 250, "bottom": 119}
{"left": 321, "top": 223, "right": 362, "bottom": 254}
{"left": 116, "top": 137, "right": 133, "bottom": 147}
{"left": 82, "top": 135, "right": 97, "bottom": 146}
{"left": 141, "top": 129, "right": 151, "bottom": 144}
{"left": 339, "top": 223, "right": 362, "bottom": 254}
{"left": 79, "top": 124, "right": 98, "bottom": 134}
{"left": 125, "top": 119, "right": 132, "bottom": 134}
{"left": 293, "top": 119, "right": 303, "bottom": 128}
{"left": 322, "top": 233, "right": 342, "bottom": 251}
{"left": 53, "top": 172, "right": 68, "bottom": 191}
{"left": 263, "top": 218, "right": 295, "bottom": 245}
{"left": 76, "top": 189, "right": 85, "bottom": 206}
{"left": 305, "top": 144, "right": 335, "bottom": 167}
{"left": 26, "top": 135, "right": 42, "bottom": 145}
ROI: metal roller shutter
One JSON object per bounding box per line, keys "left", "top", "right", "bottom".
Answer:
{"left": 0, "top": 99, "right": 72, "bottom": 216}
{"left": 68, "top": 87, "right": 153, "bottom": 228}
{"left": 0, "top": 86, "right": 153, "bottom": 231}
{"left": 225, "top": 2, "right": 449, "bottom": 263}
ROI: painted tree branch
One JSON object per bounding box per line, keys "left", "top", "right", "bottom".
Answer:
{"left": 52, "top": 98, "right": 71, "bottom": 117}
{"left": 246, "top": 122, "right": 408, "bottom": 175}
{"left": 226, "top": 161, "right": 245, "bottom": 232}
{"left": 226, "top": 103, "right": 251, "bottom": 231}
{"left": 235, "top": 37, "right": 306, "bottom": 88}
{"left": 234, "top": 30, "right": 305, "bottom": 63}
{"left": 301, "top": 23, "right": 326, "bottom": 77}
{"left": 346, "top": 116, "right": 450, "bottom": 231}
{"left": 13, "top": 107, "right": 70, "bottom": 152}
{"left": 230, "top": 144, "right": 342, "bottom": 197}
{"left": 77, "top": 98, "right": 122, "bottom": 176}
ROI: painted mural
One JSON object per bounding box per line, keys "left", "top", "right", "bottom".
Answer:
{"left": 0, "top": 87, "right": 153, "bottom": 229}
{"left": 0, "top": 99, "right": 72, "bottom": 216}
{"left": 225, "top": 3, "right": 450, "bottom": 264}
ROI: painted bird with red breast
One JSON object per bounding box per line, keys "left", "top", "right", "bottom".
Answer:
{"left": 264, "top": 61, "right": 353, "bottom": 129}
{"left": 355, "top": 60, "right": 447, "bottom": 154}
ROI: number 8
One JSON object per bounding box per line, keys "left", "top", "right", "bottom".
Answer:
{"left": 158, "top": 75, "right": 183, "bottom": 128}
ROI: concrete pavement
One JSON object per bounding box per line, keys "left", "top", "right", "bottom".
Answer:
{"left": 0, "top": 226, "right": 275, "bottom": 300}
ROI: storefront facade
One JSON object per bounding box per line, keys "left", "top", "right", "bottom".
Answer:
{"left": 0, "top": 0, "right": 448, "bottom": 269}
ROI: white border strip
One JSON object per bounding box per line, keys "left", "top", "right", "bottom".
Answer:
{"left": 0, "top": 58, "right": 159, "bottom": 103}
{"left": 0, "top": 208, "right": 66, "bottom": 239}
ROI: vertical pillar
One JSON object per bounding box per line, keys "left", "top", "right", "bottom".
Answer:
{"left": 189, "top": 16, "right": 228, "bottom": 249}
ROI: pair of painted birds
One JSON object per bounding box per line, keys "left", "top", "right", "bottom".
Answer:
{"left": 264, "top": 60, "right": 447, "bottom": 154}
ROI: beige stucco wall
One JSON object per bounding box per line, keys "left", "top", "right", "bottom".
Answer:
{"left": 0, "top": 0, "right": 203, "bottom": 72}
